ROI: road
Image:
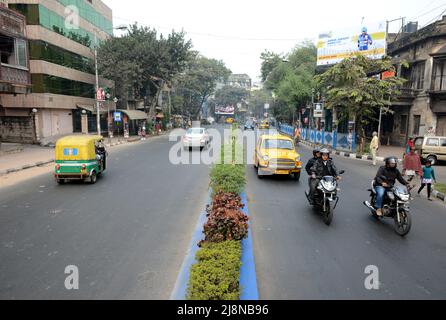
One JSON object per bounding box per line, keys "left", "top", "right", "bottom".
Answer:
{"left": 0, "top": 134, "right": 210, "bottom": 299}
{"left": 247, "top": 141, "right": 446, "bottom": 299}
{"left": 1, "top": 125, "right": 445, "bottom": 300}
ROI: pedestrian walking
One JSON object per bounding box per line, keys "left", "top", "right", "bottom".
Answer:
{"left": 403, "top": 147, "right": 422, "bottom": 183}
{"left": 370, "top": 131, "right": 379, "bottom": 166}
{"left": 418, "top": 160, "right": 437, "bottom": 201}
{"left": 405, "top": 137, "right": 415, "bottom": 156}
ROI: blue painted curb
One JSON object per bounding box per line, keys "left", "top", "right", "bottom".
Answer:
{"left": 240, "top": 192, "right": 259, "bottom": 300}
{"left": 170, "top": 190, "right": 259, "bottom": 300}
{"left": 170, "top": 190, "right": 211, "bottom": 300}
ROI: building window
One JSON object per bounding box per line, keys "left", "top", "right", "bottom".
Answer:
{"left": 29, "top": 40, "right": 94, "bottom": 74}
{"left": 0, "top": 35, "right": 27, "bottom": 68}
{"left": 410, "top": 62, "right": 425, "bottom": 90}
{"left": 400, "top": 115, "right": 408, "bottom": 135}
{"left": 413, "top": 115, "right": 421, "bottom": 136}
{"left": 432, "top": 58, "right": 446, "bottom": 91}
{"left": 31, "top": 74, "right": 95, "bottom": 98}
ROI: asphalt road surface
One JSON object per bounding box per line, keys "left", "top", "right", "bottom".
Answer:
{"left": 247, "top": 142, "right": 446, "bottom": 299}
{"left": 0, "top": 134, "right": 210, "bottom": 299}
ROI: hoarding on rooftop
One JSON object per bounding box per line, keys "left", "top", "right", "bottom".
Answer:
{"left": 317, "top": 21, "right": 387, "bottom": 66}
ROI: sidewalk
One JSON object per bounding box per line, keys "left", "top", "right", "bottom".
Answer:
{"left": 0, "top": 133, "right": 165, "bottom": 176}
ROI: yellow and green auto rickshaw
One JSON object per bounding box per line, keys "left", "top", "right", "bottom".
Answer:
{"left": 54, "top": 135, "right": 107, "bottom": 184}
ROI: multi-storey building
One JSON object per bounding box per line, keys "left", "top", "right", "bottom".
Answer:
{"left": 1, "top": 0, "right": 113, "bottom": 144}
{"left": 0, "top": 1, "right": 32, "bottom": 142}
{"left": 386, "top": 16, "right": 446, "bottom": 146}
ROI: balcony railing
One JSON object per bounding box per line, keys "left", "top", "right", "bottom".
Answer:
{"left": 0, "top": 64, "right": 30, "bottom": 86}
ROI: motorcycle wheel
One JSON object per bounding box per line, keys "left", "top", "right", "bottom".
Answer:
{"left": 323, "top": 199, "right": 334, "bottom": 226}
{"left": 394, "top": 209, "right": 412, "bottom": 236}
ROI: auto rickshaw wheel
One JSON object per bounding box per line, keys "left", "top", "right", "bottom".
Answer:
{"left": 56, "top": 178, "right": 65, "bottom": 185}
{"left": 89, "top": 172, "right": 97, "bottom": 184}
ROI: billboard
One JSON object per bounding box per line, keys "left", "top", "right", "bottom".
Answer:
{"left": 317, "top": 21, "right": 387, "bottom": 66}
{"left": 215, "top": 105, "right": 235, "bottom": 115}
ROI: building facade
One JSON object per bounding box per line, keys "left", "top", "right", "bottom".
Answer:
{"left": 227, "top": 74, "right": 252, "bottom": 90}
{"left": 0, "top": 2, "right": 32, "bottom": 142}
{"left": 387, "top": 16, "right": 446, "bottom": 146}
{"left": 1, "top": 0, "right": 113, "bottom": 144}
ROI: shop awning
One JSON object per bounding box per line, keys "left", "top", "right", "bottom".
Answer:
{"left": 77, "top": 104, "right": 107, "bottom": 114}
{"left": 120, "top": 109, "right": 148, "bottom": 120}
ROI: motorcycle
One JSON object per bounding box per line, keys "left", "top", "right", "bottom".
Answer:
{"left": 363, "top": 179, "right": 412, "bottom": 237}
{"left": 305, "top": 170, "right": 345, "bottom": 226}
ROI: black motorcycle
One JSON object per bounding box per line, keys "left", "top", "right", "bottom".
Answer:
{"left": 363, "top": 180, "right": 412, "bottom": 236}
{"left": 306, "top": 170, "right": 345, "bottom": 226}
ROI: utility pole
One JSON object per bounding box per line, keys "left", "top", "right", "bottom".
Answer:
{"left": 94, "top": 32, "right": 101, "bottom": 135}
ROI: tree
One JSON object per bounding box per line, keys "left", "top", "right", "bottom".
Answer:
{"left": 263, "top": 41, "right": 317, "bottom": 122}
{"left": 316, "top": 54, "right": 406, "bottom": 152}
{"left": 260, "top": 50, "right": 283, "bottom": 82}
{"left": 98, "top": 24, "right": 193, "bottom": 112}
{"left": 214, "top": 86, "right": 249, "bottom": 108}
{"left": 172, "top": 55, "right": 231, "bottom": 119}
{"left": 248, "top": 89, "right": 273, "bottom": 119}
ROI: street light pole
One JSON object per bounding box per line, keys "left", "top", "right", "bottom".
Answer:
{"left": 93, "top": 26, "right": 128, "bottom": 136}
{"left": 94, "top": 32, "right": 101, "bottom": 135}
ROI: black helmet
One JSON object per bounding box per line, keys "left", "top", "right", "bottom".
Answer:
{"left": 313, "top": 148, "right": 321, "bottom": 157}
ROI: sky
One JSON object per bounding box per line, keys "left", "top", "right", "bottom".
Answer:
{"left": 103, "top": 0, "right": 446, "bottom": 82}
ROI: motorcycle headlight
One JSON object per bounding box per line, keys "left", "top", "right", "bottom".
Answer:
{"left": 396, "top": 191, "right": 409, "bottom": 202}
{"left": 321, "top": 181, "right": 336, "bottom": 192}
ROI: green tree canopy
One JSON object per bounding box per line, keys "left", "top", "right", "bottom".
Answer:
{"left": 214, "top": 86, "right": 249, "bottom": 107}
{"left": 172, "top": 55, "right": 231, "bottom": 119}
{"left": 263, "top": 41, "right": 317, "bottom": 122}
{"left": 98, "top": 24, "right": 193, "bottom": 111}
{"left": 316, "top": 54, "right": 406, "bottom": 151}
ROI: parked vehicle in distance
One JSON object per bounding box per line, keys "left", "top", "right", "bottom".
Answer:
{"left": 226, "top": 118, "right": 234, "bottom": 124}
{"left": 183, "top": 127, "right": 211, "bottom": 150}
{"left": 414, "top": 136, "right": 446, "bottom": 165}
{"left": 254, "top": 133, "right": 302, "bottom": 180}
{"left": 54, "top": 135, "right": 107, "bottom": 185}
{"left": 259, "top": 119, "right": 270, "bottom": 130}
{"left": 244, "top": 120, "right": 255, "bottom": 130}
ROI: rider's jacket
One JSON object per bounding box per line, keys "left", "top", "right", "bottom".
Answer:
{"left": 310, "top": 159, "right": 339, "bottom": 178}
{"left": 305, "top": 157, "right": 318, "bottom": 175}
{"left": 375, "top": 166, "right": 408, "bottom": 187}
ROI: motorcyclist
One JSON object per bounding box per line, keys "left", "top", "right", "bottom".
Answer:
{"left": 305, "top": 148, "right": 321, "bottom": 176}
{"left": 309, "top": 148, "right": 341, "bottom": 204}
{"left": 374, "top": 157, "right": 409, "bottom": 217}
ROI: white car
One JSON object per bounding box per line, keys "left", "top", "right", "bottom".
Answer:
{"left": 183, "top": 128, "right": 211, "bottom": 150}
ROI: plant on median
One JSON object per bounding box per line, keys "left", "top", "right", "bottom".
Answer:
{"left": 187, "top": 240, "right": 242, "bottom": 300}
{"left": 201, "top": 192, "right": 249, "bottom": 245}
{"left": 210, "top": 164, "right": 246, "bottom": 195}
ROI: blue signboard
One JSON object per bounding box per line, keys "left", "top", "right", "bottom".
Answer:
{"left": 114, "top": 112, "right": 122, "bottom": 122}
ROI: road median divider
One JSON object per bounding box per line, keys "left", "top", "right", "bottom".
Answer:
{"left": 171, "top": 126, "right": 258, "bottom": 300}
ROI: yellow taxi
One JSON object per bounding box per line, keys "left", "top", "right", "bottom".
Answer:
{"left": 259, "top": 119, "right": 270, "bottom": 129}
{"left": 254, "top": 133, "right": 302, "bottom": 180}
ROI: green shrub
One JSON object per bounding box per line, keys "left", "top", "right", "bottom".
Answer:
{"left": 187, "top": 241, "right": 242, "bottom": 300}
{"left": 210, "top": 164, "right": 246, "bottom": 195}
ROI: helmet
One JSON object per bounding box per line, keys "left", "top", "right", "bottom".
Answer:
{"left": 362, "top": 27, "right": 367, "bottom": 33}
{"left": 320, "top": 148, "right": 330, "bottom": 155}
{"left": 313, "top": 148, "right": 321, "bottom": 157}
{"left": 385, "top": 157, "right": 397, "bottom": 167}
